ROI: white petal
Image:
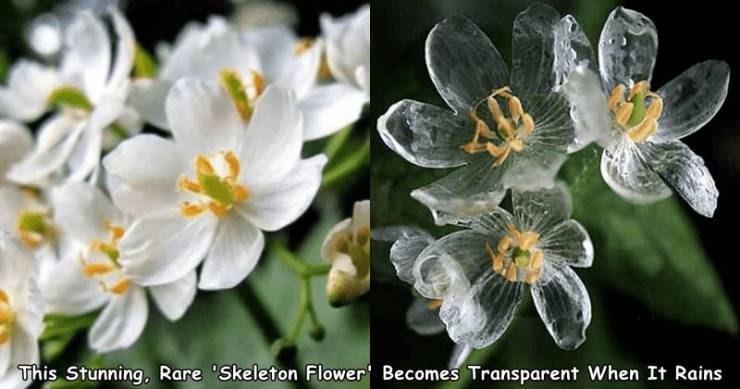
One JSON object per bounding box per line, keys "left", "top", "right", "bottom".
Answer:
{"left": 298, "top": 84, "right": 366, "bottom": 141}
{"left": 0, "top": 342, "right": 8, "bottom": 384}
{"left": 238, "top": 155, "right": 325, "bottom": 231}
{"left": 373, "top": 226, "right": 435, "bottom": 285}
{"left": 640, "top": 139, "right": 718, "bottom": 217}
{"left": 560, "top": 64, "right": 611, "bottom": 151}
{"left": 600, "top": 136, "right": 671, "bottom": 204}
{"left": 51, "top": 182, "right": 121, "bottom": 243}
{"left": 198, "top": 214, "right": 265, "bottom": 290}
{"left": 511, "top": 185, "right": 572, "bottom": 234}
{"left": 275, "top": 38, "right": 321, "bottom": 98}
{"left": 0, "top": 186, "right": 29, "bottom": 233}
{"left": 539, "top": 220, "right": 594, "bottom": 268}
{"left": 553, "top": 15, "right": 595, "bottom": 87}
{"left": 241, "top": 26, "right": 297, "bottom": 82}
{"left": 118, "top": 211, "right": 218, "bottom": 286}
{"left": 376, "top": 99, "right": 471, "bottom": 168}
{"left": 531, "top": 262, "right": 591, "bottom": 350}
{"left": 320, "top": 218, "right": 351, "bottom": 264}
{"left": 88, "top": 286, "right": 148, "bottom": 352}
{"left": 0, "top": 326, "right": 39, "bottom": 388}
{"left": 406, "top": 298, "right": 445, "bottom": 336}
{"left": 448, "top": 344, "right": 473, "bottom": 369}
{"left": 239, "top": 86, "right": 303, "bottom": 187}
{"left": 598, "top": 7, "right": 658, "bottom": 89}
{"left": 61, "top": 11, "right": 111, "bottom": 102}
{"left": 0, "top": 120, "right": 33, "bottom": 175}
{"left": 425, "top": 14, "right": 509, "bottom": 114}
{"left": 321, "top": 5, "right": 370, "bottom": 90}
{"left": 66, "top": 124, "right": 103, "bottom": 182}
{"left": 129, "top": 78, "right": 172, "bottom": 129}
{"left": 351, "top": 200, "right": 370, "bottom": 235}
{"left": 0, "top": 60, "right": 59, "bottom": 122}
{"left": 511, "top": 3, "right": 560, "bottom": 97}
{"left": 107, "top": 9, "right": 135, "bottom": 91}
{"left": 149, "top": 270, "right": 197, "bottom": 321}
{"left": 42, "top": 254, "right": 108, "bottom": 316}
{"left": 165, "top": 78, "right": 243, "bottom": 157}
{"left": 656, "top": 60, "right": 730, "bottom": 140}
{"left": 103, "top": 134, "right": 185, "bottom": 217}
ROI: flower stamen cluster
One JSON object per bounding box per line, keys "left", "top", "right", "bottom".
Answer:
{"left": 81, "top": 221, "right": 130, "bottom": 295}
{"left": 177, "top": 151, "right": 250, "bottom": 219}
{"left": 219, "top": 69, "right": 265, "bottom": 121}
{"left": 334, "top": 225, "right": 370, "bottom": 279}
{"left": 485, "top": 224, "right": 543, "bottom": 284}
{"left": 16, "top": 208, "right": 54, "bottom": 248}
{"left": 608, "top": 80, "right": 663, "bottom": 143}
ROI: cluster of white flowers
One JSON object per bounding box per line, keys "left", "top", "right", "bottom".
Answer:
{"left": 0, "top": 4, "right": 369, "bottom": 387}
{"left": 377, "top": 4, "right": 727, "bottom": 352}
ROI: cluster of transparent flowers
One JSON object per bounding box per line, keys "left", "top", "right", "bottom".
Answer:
{"left": 0, "top": 4, "right": 369, "bottom": 387}
{"left": 377, "top": 4, "right": 727, "bottom": 352}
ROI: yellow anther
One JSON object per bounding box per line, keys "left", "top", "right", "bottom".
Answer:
{"left": 615, "top": 102, "right": 634, "bottom": 126}
{"left": 521, "top": 113, "right": 534, "bottom": 134}
{"left": 645, "top": 94, "right": 663, "bottom": 120}
{"left": 427, "top": 299, "right": 443, "bottom": 310}
{"left": 529, "top": 250, "right": 544, "bottom": 271}
{"left": 105, "top": 221, "right": 125, "bottom": 241}
{"left": 251, "top": 71, "right": 265, "bottom": 98}
{"left": 508, "top": 96, "right": 524, "bottom": 121}
{"left": 610, "top": 81, "right": 664, "bottom": 143}
{"left": 510, "top": 139, "right": 524, "bottom": 152}
{"left": 18, "top": 230, "right": 42, "bottom": 248}
{"left": 195, "top": 155, "right": 215, "bottom": 176}
{"left": 525, "top": 268, "right": 542, "bottom": 285}
{"left": 356, "top": 227, "right": 371, "bottom": 247}
{"left": 0, "top": 290, "right": 8, "bottom": 303}
{"left": 293, "top": 37, "right": 315, "bottom": 56}
{"left": 180, "top": 202, "right": 208, "bottom": 218}
{"left": 108, "top": 279, "right": 130, "bottom": 295}
{"left": 177, "top": 175, "right": 203, "bottom": 194}
{"left": 0, "top": 327, "right": 10, "bottom": 344}
{"left": 497, "top": 236, "right": 512, "bottom": 253}
{"left": 518, "top": 231, "right": 540, "bottom": 251}
{"left": 0, "top": 290, "right": 12, "bottom": 326}
{"left": 608, "top": 84, "right": 626, "bottom": 111}
{"left": 504, "top": 262, "right": 518, "bottom": 282}
{"left": 223, "top": 151, "right": 241, "bottom": 179}
{"left": 208, "top": 202, "right": 228, "bottom": 218}
{"left": 629, "top": 81, "right": 650, "bottom": 100}
{"left": 233, "top": 185, "right": 249, "bottom": 201}
{"left": 83, "top": 263, "right": 114, "bottom": 277}
{"left": 487, "top": 96, "right": 505, "bottom": 123}
{"left": 627, "top": 117, "right": 658, "bottom": 143}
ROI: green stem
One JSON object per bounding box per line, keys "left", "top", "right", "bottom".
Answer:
{"left": 109, "top": 122, "right": 130, "bottom": 140}
{"left": 321, "top": 135, "right": 370, "bottom": 189}
{"left": 323, "top": 125, "right": 353, "bottom": 161}
{"left": 287, "top": 285, "right": 310, "bottom": 342}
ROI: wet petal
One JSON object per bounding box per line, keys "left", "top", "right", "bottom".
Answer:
{"left": 600, "top": 136, "right": 671, "bottom": 204}
{"left": 88, "top": 286, "right": 148, "bottom": 352}
{"left": 531, "top": 262, "right": 591, "bottom": 350}
{"left": 406, "top": 298, "right": 445, "bottom": 335}
{"left": 511, "top": 184, "right": 572, "bottom": 234}
{"left": 560, "top": 64, "right": 611, "bottom": 151}
{"left": 657, "top": 60, "right": 730, "bottom": 140}
{"left": 554, "top": 15, "right": 595, "bottom": 87}
{"left": 199, "top": 214, "right": 265, "bottom": 290}
{"left": 539, "top": 220, "right": 593, "bottom": 268}
{"left": 377, "top": 99, "right": 471, "bottom": 168}
{"left": 150, "top": 270, "right": 196, "bottom": 321}
{"left": 425, "top": 14, "right": 509, "bottom": 114}
{"left": 453, "top": 208, "right": 513, "bottom": 237}
{"left": 511, "top": 3, "right": 560, "bottom": 97}
{"left": 373, "top": 226, "right": 434, "bottom": 285}
{"left": 598, "top": 7, "right": 658, "bottom": 89}
{"left": 298, "top": 83, "right": 366, "bottom": 141}
{"left": 640, "top": 139, "right": 718, "bottom": 217}
{"left": 448, "top": 344, "right": 473, "bottom": 369}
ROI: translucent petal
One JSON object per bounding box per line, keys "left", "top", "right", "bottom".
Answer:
{"left": 515, "top": 92, "right": 572, "bottom": 169}
{"left": 440, "top": 271, "right": 524, "bottom": 348}
{"left": 453, "top": 208, "right": 513, "bottom": 237}
{"left": 656, "top": 60, "right": 730, "bottom": 140}
{"left": 640, "top": 139, "right": 718, "bottom": 217}
{"left": 598, "top": 7, "right": 658, "bottom": 89}
{"left": 561, "top": 64, "right": 611, "bottom": 151}
{"left": 600, "top": 135, "right": 671, "bottom": 204}
{"left": 539, "top": 220, "right": 594, "bottom": 268}
{"left": 411, "top": 155, "right": 507, "bottom": 225}
{"left": 554, "top": 15, "right": 595, "bottom": 87}
{"left": 531, "top": 262, "right": 591, "bottom": 350}
{"left": 425, "top": 14, "right": 509, "bottom": 114}
{"left": 372, "top": 226, "right": 434, "bottom": 285}
{"left": 406, "top": 298, "right": 445, "bottom": 336}
{"left": 511, "top": 3, "right": 560, "bottom": 97}
{"left": 448, "top": 344, "right": 473, "bottom": 369}
{"left": 512, "top": 184, "right": 572, "bottom": 234}
{"left": 376, "top": 99, "right": 471, "bottom": 168}
{"left": 505, "top": 146, "right": 567, "bottom": 192}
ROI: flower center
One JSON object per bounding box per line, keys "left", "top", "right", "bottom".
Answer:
{"left": 461, "top": 86, "right": 535, "bottom": 166}
{"left": 177, "top": 151, "right": 250, "bottom": 219}
{"left": 0, "top": 289, "right": 15, "bottom": 345}
{"left": 485, "top": 224, "right": 543, "bottom": 285}
{"left": 16, "top": 208, "right": 54, "bottom": 248}
{"left": 608, "top": 80, "right": 664, "bottom": 143}
{"left": 219, "top": 69, "right": 264, "bottom": 121}
{"left": 334, "top": 226, "right": 370, "bottom": 279}
{"left": 80, "top": 222, "right": 130, "bottom": 296}
{"left": 427, "top": 299, "right": 443, "bottom": 310}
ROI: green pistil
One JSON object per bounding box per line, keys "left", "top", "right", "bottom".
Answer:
{"left": 48, "top": 86, "right": 93, "bottom": 111}
{"left": 626, "top": 91, "right": 646, "bottom": 127}
{"left": 198, "top": 174, "right": 235, "bottom": 206}
{"left": 19, "top": 212, "right": 49, "bottom": 235}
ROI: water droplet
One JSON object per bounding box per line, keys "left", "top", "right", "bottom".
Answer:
{"left": 621, "top": 36, "right": 627, "bottom": 46}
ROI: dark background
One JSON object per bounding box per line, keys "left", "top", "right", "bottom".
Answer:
{"left": 371, "top": 0, "right": 740, "bottom": 388}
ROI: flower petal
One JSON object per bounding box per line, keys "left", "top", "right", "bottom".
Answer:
{"left": 560, "top": 64, "right": 611, "bottom": 151}
{"left": 52, "top": 182, "right": 121, "bottom": 244}
{"left": 554, "top": 15, "right": 595, "bottom": 87}
{"left": 453, "top": 208, "right": 514, "bottom": 237}
{"left": 656, "top": 60, "right": 730, "bottom": 140}
{"left": 411, "top": 155, "right": 507, "bottom": 225}
{"left": 130, "top": 79, "right": 172, "bottom": 130}
{"left": 600, "top": 136, "right": 671, "bottom": 204}
{"left": 511, "top": 185, "right": 572, "bottom": 234}
{"left": 0, "top": 120, "right": 33, "bottom": 175}
{"left": 66, "top": 124, "right": 103, "bottom": 182}
{"left": 88, "top": 285, "right": 148, "bottom": 353}
{"left": 321, "top": 218, "right": 351, "bottom": 264}
{"left": 298, "top": 83, "right": 366, "bottom": 141}
{"left": 199, "top": 214, "right": 265, "bottom": 290}
{"left": 373, "top": 226, "right": 435, "bottom": 285}
{"left": 539, "top": 220, "right": 594, "bottom": 268}
{"left": 531, "top": 262, "right": 591, "bottom": 350}
{"left": 149, "top": 270, "right": 197, "bottom": 321}
{"left": 103, "top": 134, "right": 185, "bottom": 217}
{"left": 61, "top": 11, "right": 111, "bottom": 102}
{"left": 511, "top": 3, "right": 560, "bottom": 97}
{"left": 165, "top": 78, "right": 243, "bottom": 157}
{"left": 448, "top": 344, "right": 473, "bottom": 369}
{"left": 0, "top": 60, "right": 59, "bottom": 122}
{"left": 118, "top": 211, "right": 218, "bottom": 286}
{"left": 377, "top": 99, "right": 471, "bottom": 168}
{"left": 0, "top": 326, "right": 39, "bottom": 388}
{"left": 42, "top": 254, "right": 108, "bottom": 316}
{"left": 640, "top": 139, "right": 718, "bottom": 217}
{"left": 107, "top": 8, "right": 135, "bottom": 91}
{"left": 425, "top": 14, "right": 509, "bottom": 114}
{"left": 598, "top": 7, "right": 657, "bottom": 89}
{"left": 237, "top": 155, "right": 325, "bottom": 231}
{"left": 406, "top": 298, "right": 445, "bottom": 336}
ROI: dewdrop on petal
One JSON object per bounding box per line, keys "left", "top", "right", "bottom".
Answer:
{"left": 322, "top": 200, "right": 369, "bottom": 307}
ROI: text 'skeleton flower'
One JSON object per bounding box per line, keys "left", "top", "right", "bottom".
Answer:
{"left": 0, "top": 121, "right": 33, "bottom": 183}
{"left": 42, "top": 182, "right": 196, "bottom": 352}
{"left": 322, "top": 200, "right": 370, "bottom": 307}
{"left": 377, "top": 5, "right": 574, "bottom": 225}
{"left": 2, "top": 9, "right": 138, "bottom": 187}
{"left": 399, "top": 186, "right": 593, "bottom": 350}
{"left": 0, "top": 235, "right": 44, "bottom": 389}
{"left": 132, "top": 15, "right": 366, "bottom": 140}
{"left": 104, "top": 79, "right": 326, "bottom": 290}
{"left": 556, "top": 7, "right": 728, "bottom": 217}
{"left": 320, "top": 4, "right": 370, "bottom": 98}
{"left": 373, "top": 226, "right": 473, "bottom": 368}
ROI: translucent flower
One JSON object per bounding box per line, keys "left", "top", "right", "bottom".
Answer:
{"left": 0, "top": 235, "right": 44, "bottom": 389}
{"left": 41, "top": 182, "right": 195, "bottom": 352}
{"left": 391, "top": 186, "right": 593, "bottom": 350}
{"left": 132, "top": 16, "right": 366, "bottom": 140}
{"left": 320, "top": 4, "right": 370, "bottom": 97}
{"left": 2, "top": 9, "right": 138, "bottom": 186}
{"left": 322, "top": 200, "right": 370, "bottom": 307}
{"left": 377, "top": 5, "right": 574, "bottom": 225}
{"left": 556, "top": 7, "right": 728, "bottom": 217}
{"left": 104, "top": 79, "right": 326, "bottom": 290}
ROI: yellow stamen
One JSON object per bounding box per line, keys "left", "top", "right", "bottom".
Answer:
{"left": 518, "top": 231, "right": 540, "bottom": 251}
{"left": 83, "top": 263, "right": 114, "bottom": 277}
{"left": 233, "top": 185, "right": 250, "bottom": 201}
{"left": 427, "top": 299, "right": 443, "bottom": 310}
{"left": 178, "top": 152, "right": 251, "bottom": 218}
{"left": 108, "top": 279, "right": 130, "bottom": 295}
{"left": 608, "top": 81, "right": 664, "bottom": 143}
{"left": 293, "top": 37, "right": 315, "bottom": 56}
{"left": 177, "top": 175, "right": 203, "bottom": 193}
{"left": 508, "top": 96, "right": 524, "bottom": 121}
{"left": 105, "top": 221, "right": 125, "bottom": 241}
{"left": 615, "top": 102, "right": 634, "bottom": 126}
{"left": 1, "top": 290, "right": 14, "bottom": 344}
{"left": 627, "top": 118, "right": 657, "bottom": 143}
{"left": 180, "top": 202, "right": 208, "bottom": 218}
{"left": 608, "top": 84, "right": 625, "bottom": 111}
{"left": 195, "top": 155, "right": 215, "bottom": 176}
{"left": 251, "top": 71, "right": 265, "bottom": 98}
{"left": 224, "top": 151, "right": 241, "bottom": 179}
{"left": 208, "top": 202, "right": 228, "bottom": 218}
{"left": 525, "top": 268, "right": 542, "bottom": 285}
{"left": 18, "top": 230, "right": 42, "bottom": 248}
{"left": 529, "top": 250, "right": 544, "bottom": 271}
{"left": 504, "top": 262, "right": 518, "bottom": 282}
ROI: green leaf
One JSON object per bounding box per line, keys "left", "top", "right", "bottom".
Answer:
{"left": 562, "top": 146, "right": 737, "bottom": 334}
{"left": 133, "top": 43, "right": 158, "bottom": 79}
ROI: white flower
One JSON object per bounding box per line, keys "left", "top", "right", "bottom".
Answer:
{"left": 41, "top": 182, "right": 196, "bottom": 352}
{"left": 0, "top": 121, "right": 33, "bottom": 183}
{"left": 104, "top": 79, "right": 326, "bottom": 290}
{"left": 0, "top": 186, "right": 55, "bottom": 250}
{"left": 391, "top": 186, "right": 593, "bottom": 350}
{"left": 4, "top": 9, "right": 137, "bottom": 186}
{"left": 131, "top": 16, "right": 366, "bottom": 140}
{"left": 322, "top": 200, "right": 370, "bottom": 306}
{"left": 0, "top": 235, "right": 44, "bottom": 389}
{"left": 377, "top": 5, "right": 574, "bottom": 225}
{"left": 320, "top": 4, "right": 370, "bottom": 97}
{"left": 557, "top": 7, "right": 728, "bottom": 217}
